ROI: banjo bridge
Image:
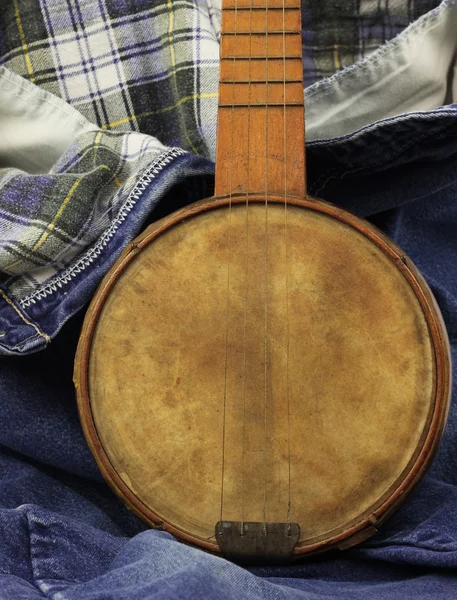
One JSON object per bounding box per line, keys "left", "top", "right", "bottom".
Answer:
{"left": 215, "top": 521, "right": 300, "bottom": 563}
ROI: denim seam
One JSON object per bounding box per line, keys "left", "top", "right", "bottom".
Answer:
{"left": 0, "top": 289, "right": 50, "bottom": 344}
{"left": 9, "top": 332, "right": 42, "bottom": 352}
{"left": 307, "top": 109, "right": 457, "bottom": 148}
{"left": 22, "top": 510, "right": 50, "bottom": 599}
{"left": 310, "top": 126, "right": 446, "bottom": 197}
{"left": 18, "top": 147, "right": 186, "bottom": 308}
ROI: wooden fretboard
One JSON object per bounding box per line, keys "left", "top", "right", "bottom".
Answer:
{"left": 214, "top": 0, "right": 305, "bottom": 198}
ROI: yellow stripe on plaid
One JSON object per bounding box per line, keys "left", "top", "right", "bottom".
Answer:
{"left": 5, "top": 165, "right": 121, "bottom": 272}
{"left": 93, "top": 131, "right": 104, "bottom": 166}
{"left": 103, "top": 92, "right": 218, "bottom": 130}
{"left": 34, "top": 165, "right": 122, "bottom": 251}
{"left": 13, "top": 0, "right": 36, "bottom": 84}
{"left": 98, "top": 164, "right": 122, "bottom": 188}
{"left": 167, "top": 0, "right": 176, "bottom": 76}
{"left": 333, "top": 44, "right": 341, "bottom": 71}
{"left": 31, "top": 177, "right": 83, "bottom": 254}
{"left": 93, "top": 132, "right": 123, "bottom": 186}
{"left": 4, "top": 176, "right": 83, "bottom": 271}
{"left": 167, "top": 0, "right": 199, "bottom": 155}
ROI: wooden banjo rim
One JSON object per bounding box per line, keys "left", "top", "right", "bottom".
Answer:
{"left": 74, "top": 193, "right": 451, "bottom": 557}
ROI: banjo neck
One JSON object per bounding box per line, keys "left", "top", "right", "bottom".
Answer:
{"left": 215, "top": 0, "right": 306, "bottom": 198}
{"left": 73, "top": 0, "right": 451, "bottom": 566}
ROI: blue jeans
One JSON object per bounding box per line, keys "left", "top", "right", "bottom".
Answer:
{"left": 2, "top": 1, "right": 457, "bottom": 598}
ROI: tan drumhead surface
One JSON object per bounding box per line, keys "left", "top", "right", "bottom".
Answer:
{"left": 86, "top": 201, "right": 436, "bottom": 549}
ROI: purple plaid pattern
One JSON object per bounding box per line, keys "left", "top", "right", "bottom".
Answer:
{"left": 0, "top": 0, "right": 443, "bottom": 352}
{"left": 0, "top": 1, "right": 442, "bottom": 138}
{"left": 0, "top": 66, "right": 184, "bottom": 302}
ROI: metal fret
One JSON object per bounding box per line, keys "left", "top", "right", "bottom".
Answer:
{"left": 218, "top": 102, "right": 304, "bottom": 107}
{"left": 221, "top": 55, "right": 303, "bottom": 60}
{"left": 223, "top": 4, "right": 300, "bottom": 9}
{"left": 220, "top": 79, "right": 303, "bottom": 84}
{"left": 223, "top": 6, "right": 299, "bottom": 9}
{"left": 219, "top": 81, "right": 303, "bottom": 104}
{"left": 222, "top": 30, "right": 302, "bottom": 35}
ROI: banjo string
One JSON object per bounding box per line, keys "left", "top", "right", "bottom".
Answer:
{"left": 283, "top": 0, "right": 292, "bottom": 532}
{"left": 220, "top": 0, "right": 239, "bottom": 524}
{"left": 263, "top": 0, "right": 270, "bottom": 533}
{"left": 241, "top": 0, "right": 255, "bottom": 535}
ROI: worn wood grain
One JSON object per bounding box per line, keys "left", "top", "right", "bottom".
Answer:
{"left": 215, "top": 2, "right": 305, "bottom": 198}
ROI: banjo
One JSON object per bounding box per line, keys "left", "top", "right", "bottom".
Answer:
{"left": 74, "top": 0, "right": 451, "bottom": 562}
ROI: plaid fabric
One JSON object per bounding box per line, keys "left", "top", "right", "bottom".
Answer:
{"left": 0, "top": 0, "right": 221, "bottom": 156}
{"left": 0, "top": 1, "right": 442, "bottom": 143}
{"left": 302, "top": 0, "right": 442, "bottom": 86}
{"left": 0, "top": 0, "right": 444, "bottom": 352}
{"left": 1, "top": 140, "right": 178, "bottom": 301}
{"left": 0, "top": 66, "right": 192, "bottom": 302}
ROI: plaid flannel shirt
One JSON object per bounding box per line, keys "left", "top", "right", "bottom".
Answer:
{"left": 0, "top": 0, "right": 442, "bottom": 353}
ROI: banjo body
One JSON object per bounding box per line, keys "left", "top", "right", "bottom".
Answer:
{"left": 75, "top": 193, "right": 450, "bottom": 560}
{"left": 74, "top": 0, "right": 451, "bottom": 562}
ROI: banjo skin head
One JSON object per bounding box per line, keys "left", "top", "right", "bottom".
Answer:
{"left": 74, "top": 194, "right": 451, "bottom": 562}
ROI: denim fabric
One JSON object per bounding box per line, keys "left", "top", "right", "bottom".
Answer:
{"left": 3, "top": 2, "right": 457, "bottom": 599}
{"left": 2, "top": 101, "right": 457, "bottom": 600}
{"left": 1, "top": 0, "right": 456, "bottom": 357}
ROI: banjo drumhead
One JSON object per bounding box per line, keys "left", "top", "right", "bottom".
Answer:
{"left": 75, "top": 196, "right": 450, "bottom": 556}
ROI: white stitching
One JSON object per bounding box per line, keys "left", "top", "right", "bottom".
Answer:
{"left": 0, "top": 289, "right": 50, "bottom": 344}
{"left": 19, "top": 148, "right": 186, "bottom": 309}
